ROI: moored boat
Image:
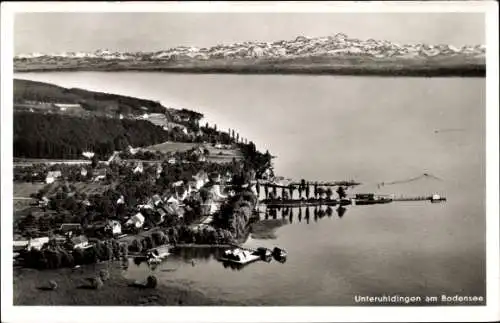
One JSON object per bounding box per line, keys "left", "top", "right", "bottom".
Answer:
{"left": 219, "top": 248, "right": 261, "bottom": 265}
{"left": 146, "top": 245, "right": 171, "bottom": 264}
{"left": 272, "top": 247, "right": 287, "bottom": 262}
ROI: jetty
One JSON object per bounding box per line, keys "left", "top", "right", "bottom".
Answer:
{"left": 256, "top": 180, "right": 361, "bottom": 188}
{"left": 261, "top": 194, "right": 447, "bottom": 208}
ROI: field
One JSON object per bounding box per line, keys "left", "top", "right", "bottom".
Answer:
{"left": 145, "top": 141, "right": 202, "bottom": 153}
{"left": 14, "top": 181, "right": 114, "bottom": 199}
{"left": 13, "top": 182, "right": 47, "bottom": 198}
{"left": 13, "top": 263, "right": 234, "bottom": 305}
{"left": 145, "top": 141, "right": 243, "bottom": 163}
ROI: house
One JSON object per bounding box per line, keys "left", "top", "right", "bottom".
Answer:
{"left": 156, "top": 164, "right": 163, "bottom": 177}
{"left": 45, "top": 171, "right": 62, "bottom": 184}
{"left": 80, "top": 168, "right": 88, "bottom": 177}
{"left": 176, "top": 187, "right": 189, "bottom": 202}
{"left": 71, "top": 235, "right": 89, "bottom": 249}
{"left": 53, "top": 103, "right": 83, "bottom": 112}
{"left": 208, "top": 201, "right": 220, "bottom": 215}
{"left": 82, "top": 151, "right": 95, "bottom": 159}
{"left": 175, "top": 109, "right": 204, "bottom": 123}
{"left": 38, "top": 196, "right": 50, "bottom": 207}
{"left": 192, "top": 171, "right": 209, "bottom": 190}
{"left": 93, "top": 168, "right": 107, "bottom": 181}
{"left": 126, "top": 212, "right": 145, "bottom": 229}
{"left": 128, "top": 145, "right": 140, "bottom": 155}
{"left": 155, "top": 208, "right": 167, "bottom": 225}
{"left": 26, "top": 237, "right": 50, "bottom": 250}
{"left": 133, "top": 162, "right": 144, "bottom": 174}
{"left": 106, "top": 151, "right": 122, "bottom": 165}
{"left": 13, "top": 240, "right": 29, "bottom": 252}
{"left": 82, "top": 199, "right": 91, "bottom": 207}
{"left": 59, "top": 223, "right": 82, "bottom": 235}
{"left": 172, "top": 180, "right": 184, "bottom": 188}
{"left": 168, "top": 157, "right": 177, "bottom": 165}
{"left": 117, "top": 195, "right": 125, "bottom": 205}
{"left": 105, "top": 220, "right": 122, "bottom": 235}
{"left": 211, "top": 184, "right": 227, "bottom": 201}
{"left": 152, "top": 194, "right": 163, "bottom": 207}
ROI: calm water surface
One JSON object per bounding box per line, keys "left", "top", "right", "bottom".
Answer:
{"left": 15, "top": 72, "right": 486, "bottom": 305}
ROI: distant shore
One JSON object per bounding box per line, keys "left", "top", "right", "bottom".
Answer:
{"left": 14, "top": 56, "right": 486, "bottom": 77}
{"left": 14, "top": 65, "right": 486, "bottom": 77}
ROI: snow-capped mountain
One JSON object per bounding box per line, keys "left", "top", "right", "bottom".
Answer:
{"left": 14, "top": 33, "right": 486, "bottom": 61}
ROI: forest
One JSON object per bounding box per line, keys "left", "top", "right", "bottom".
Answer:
{"left": 13, "top": 112, "right": 190, "bottom": 159}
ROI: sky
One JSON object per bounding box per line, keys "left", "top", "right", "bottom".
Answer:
{"left": 14, "top": 12, "right": 485, "bottom": 54}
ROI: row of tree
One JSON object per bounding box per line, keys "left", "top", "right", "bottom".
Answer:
{"left": 19, "top": 239, "right": 128, "bottom": 270}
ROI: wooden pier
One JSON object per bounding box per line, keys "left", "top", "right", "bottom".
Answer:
{"left": 255, "top": 180, "right": 361, "bottom": 188}
{"left": 260, "top": 194, "right": 446, "bottom": 208}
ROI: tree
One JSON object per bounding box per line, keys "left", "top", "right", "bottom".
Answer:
{"left": 326, "top": 188, "right": 333, "bottom": 200}
{"left": 317, "top": 187, "right": 325, "bottom": 199}
{"left": 91, "top": 155, "right": 99, "bottom": 169}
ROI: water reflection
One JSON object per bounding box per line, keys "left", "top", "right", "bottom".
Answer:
{"left": 337, "top": 206, "right": 347, "bottom": 218}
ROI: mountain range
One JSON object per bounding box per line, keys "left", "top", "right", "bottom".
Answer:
{"left": 14, "top": 33, "right": 486, "bottom": 76}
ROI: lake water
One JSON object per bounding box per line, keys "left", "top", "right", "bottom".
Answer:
{"left": 15, "top": 72, "right": 486, "bottom": 305}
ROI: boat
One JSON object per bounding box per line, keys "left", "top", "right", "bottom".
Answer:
{"left": 272, "top": 247, "right": 287, "bottom": 262}
{"left": 430, "top": 194, "right": 447, "bottom": 203}
{"left": 254, "top": 247, "right": 272, "bottom": 259}
{"left": 146, "top": 245, "right": 171, "bottom": 264}
{"left": 218, "top": 248, "right": 261, "bottom": 265}
{"left": 353, "top": 198, "right": 392, "bottom": 205}
{"left": 352, "top": 194, "right": 393, "bottom": 206}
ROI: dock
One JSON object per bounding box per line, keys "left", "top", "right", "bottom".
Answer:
{"left": 261, "top": 194, "right": 446, "bottom": 208}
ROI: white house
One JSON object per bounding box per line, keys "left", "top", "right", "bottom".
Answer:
{"left": 152, "top": 194, "right": 163, "bottom": 207}
{"left": 82, "top": 151, "right": 95, "bottom": 159}
{"left": 26, "top": 237, "right": 50, "bottom": 250}
{"left": 212, "top": 184, "right": 227, "bottom": 200}
{"left": 38, "top": 196, "right": 50, "bottom": 207}
{"left": 117, "top": 195, "right": 125, "bottom": 205}
{"left": 71, "top": 235, "right": 89, "bottom": 249}
{"left": 80, "top": 168, "right": 88, "bottom": 177}
{"left": 133, "top": 162, "right": 144, "bottom": 174}
{"left": 166, "top": 195, "right": 179, "bottom": 206}
{"left": 93, "top": 169, "right": 107, "bottom": 182}
{"left": 106, "top": 220, "right": 122, "bottom": 235}
{"left": 172, "top": 180, "right": 184, "bottom": 187}
{"left": 106, "top": 151, "right": 122, "bottom": 165}
{"left": 192, "top": 171, "right": 209, "bottom": 190}
{"left": 168, "top": 157, "right": 177, "bottom": 165}
{"left": 128, "top": 145, "right": 140, "bottom": 155}
{"left": 13, "top": 240, "right": 29, "bottom": 252}
{"left": 53, "top": 103, "right": 82, "bottom": 112}
{"left": 45, "top": 171, "right": 62, "bottom": 184}
{"left": 126, "top": 212, "right": 145, "bottom": 228}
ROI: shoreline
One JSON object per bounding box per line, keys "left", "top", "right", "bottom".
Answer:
{"left": 13, "top": 264, "right": 237, "bottom": 306}
{"left": 14, "top": 65, "right": 486, "bottom": 77}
